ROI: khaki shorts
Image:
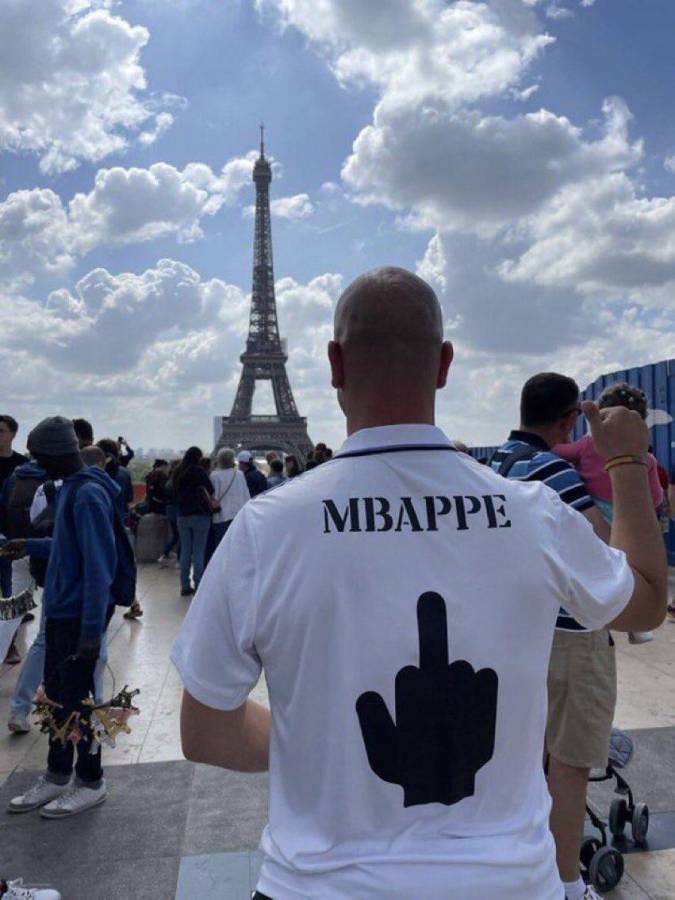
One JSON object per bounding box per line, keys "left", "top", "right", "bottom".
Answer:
{"left": 546, "top": 629, "right": 616, "bottom": 770}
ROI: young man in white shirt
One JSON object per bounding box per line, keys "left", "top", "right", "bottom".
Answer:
{"left": 172, "top": 267, "right": 666, "bottom": 900}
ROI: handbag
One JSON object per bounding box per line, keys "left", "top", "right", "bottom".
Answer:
{"left": 201, "top": 487, "right": 221, "bottom": 515}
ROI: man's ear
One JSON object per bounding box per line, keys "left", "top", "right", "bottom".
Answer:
{"left": 328, "top": 340, "right": 345, "bottom": 389}
{"left": 557, "top": 412, "right": 577, "bottom": 444}
{"left": 436, "top": 341, "right": 454, "bottom": 389}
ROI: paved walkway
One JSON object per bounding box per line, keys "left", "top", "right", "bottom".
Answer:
{"left": 1, "top": 565, "right": 674, "bottom": 898}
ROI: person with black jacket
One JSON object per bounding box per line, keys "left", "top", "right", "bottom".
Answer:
{"left": 175, "top": 447, "right": 214, "bottom": 597}
{"left": 236, "top": 450, "right": 268, "bottom": 497}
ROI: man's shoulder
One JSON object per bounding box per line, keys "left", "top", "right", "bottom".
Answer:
{"left": 70, "top": 475, "right": 115, "bottom": 509}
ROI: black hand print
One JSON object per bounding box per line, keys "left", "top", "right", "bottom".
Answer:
{"left": 356, "top": 591, "right": 498, "bottom": 807}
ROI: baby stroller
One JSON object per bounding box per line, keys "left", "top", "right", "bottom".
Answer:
{"left": 580, "top": 728, "right": 649, "bottom": 892}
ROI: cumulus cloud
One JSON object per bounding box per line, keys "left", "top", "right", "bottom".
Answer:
{"left": 343, "top": 97, "right": 639, "bottom": 236}
{"left": 0, "top": 155, "right": 258, "bottom": 287}
{"left": 259, "top": 0, "right": 552, "bottom": 112}
{"left": 499, "top": 172, "right": 675, "bottom": 298}
{"left": 1, "top": 259, "right": 248, "bottom": 375}
{"left": 139, "top": 112, "right": 175, "bottom": 146}
{"left": 416, "top": 233, "right": 447, "bottom": 293}
{"left": 0, "top": 0, "right": 167, "bottom": 173}
{"left": 271, "top": 193, "right": 315, "bottom": 219}
{"left": 0, "top": 189, "right": 75, "bottom": 290}
{"left": 244, "top": 192, "right": 316, "bottom": 220}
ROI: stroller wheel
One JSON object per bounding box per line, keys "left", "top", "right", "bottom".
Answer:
{"left": 580, "top": 835, "right": 603, "bottom": 872}
{"left": 631, "top": 803, "right": 649, "bottom": 845}
{"left": 589, "top": 846, "right": 624, "bottom": 891}
{"left": 609, "top": 798, "right": 628, "bottom": 837}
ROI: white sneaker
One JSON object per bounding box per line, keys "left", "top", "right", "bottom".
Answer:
{"left": 157, "top": 554, "right": 170, "bottom": 567}
{"left": 40, "top": 779, "right": 107, "bottom": 819}
{"left": 629, "top": 630, "right": 654, "bottom": 644}
{"left": 582, "top": 887, "right": 603, "bottom": 900}
{"left": 1, "top": 878, "right": 61, "bottom": 899}
{"left": 8, "top": 776, "right": 70, "bottom": 813}
{"left": 7, "top": 712, "right": 31, "bottom": 734}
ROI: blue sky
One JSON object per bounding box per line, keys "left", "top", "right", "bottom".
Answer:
{"left": 1, "top": 0, "right": 674, "bottom": 453}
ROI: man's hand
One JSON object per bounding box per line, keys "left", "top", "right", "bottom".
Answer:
{"left": 0, "top": 539, "right": 27, "bottom": 560}
{"left": 582, "top": 400, "right": 649, "bottom": 461}
{"left": 356, "top": 592, "right": 498, "bottom": 808}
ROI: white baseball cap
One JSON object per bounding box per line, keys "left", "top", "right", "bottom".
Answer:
{"left": 236, "top": 450, "right": 253, "bottom": 463}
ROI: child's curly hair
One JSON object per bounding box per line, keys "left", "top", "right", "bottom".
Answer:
{"left": 598, "top": 382, "right": 648, "bottom": 420}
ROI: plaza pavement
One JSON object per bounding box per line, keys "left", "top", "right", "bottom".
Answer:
{"left": 1, "top": 565, "right": 674, "bottom": 899}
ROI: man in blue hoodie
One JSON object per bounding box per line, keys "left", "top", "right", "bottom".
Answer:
{"left": 4, "top": 417, "right": 119, "bottom": 819}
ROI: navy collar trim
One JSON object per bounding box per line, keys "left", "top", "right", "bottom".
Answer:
{"left": 335, "top": 444, "right": 458, "bottom": 460}
{"left": 508, "top": 430, "right": 550, "bottom": 451}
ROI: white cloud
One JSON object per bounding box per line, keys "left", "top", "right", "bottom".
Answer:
{"left": 0, "top": 189, "right": 75, "bottom": 290}
{"left": 1, "top": 259, "right": 248, "bottom": 376}
{"left": 260, "top": 0, "right": 552, "bottom": 114}
{"left": 664, "top": 155, "right": 675, "bottom": 174}
{"left": 499, "top": 172, "right": 675, "bottom": 298}
{"left": 343, "top": 97, "right": 639, "bottom": 237}
{"left": 416, "top": 232, "right": 447, "bottom": 293}
{"left": 245, "top": 192, "right": 315, "bottom": 220}
{"left": 546, "top": 4, "right": 574, "bottom": 19}
{"left": 0, "top": 155, "right": 258, "bottom": 286}
{"left": 271, "top": 193, "right": 315, "bottom": 219}
{"left": 139, "top": 112, "right": 175, "bottom": 146}
{"left": 0, "top": 0, "right": 167, "bottom": 173}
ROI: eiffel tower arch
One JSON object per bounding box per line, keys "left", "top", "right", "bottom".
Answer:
{"left": 215, "top": 127, "right": 313, "bottom": 461}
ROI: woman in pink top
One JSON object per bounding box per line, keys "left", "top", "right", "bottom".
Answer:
{"left": 554, "top": 382, "right": 663, "bottom": 645}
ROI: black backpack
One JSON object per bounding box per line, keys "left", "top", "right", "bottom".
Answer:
{"left": 63, "top": 481, "right": 137, "bottom": 608}
{"left": 490, "top": 444, "right": 538, "bottom": 477}
{"left": 5, "top": 471, "right": 45, "bottom": 540}
{"left": 28, "top": 481, "right": 57, "bottom": 588}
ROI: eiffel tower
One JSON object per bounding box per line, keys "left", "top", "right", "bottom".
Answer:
{"left": 215, "top": 127, "right": 313, "bottom": 460}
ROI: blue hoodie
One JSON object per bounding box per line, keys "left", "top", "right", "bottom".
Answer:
{"left": 26, "top": 467, "right": 120, "bottom": 640}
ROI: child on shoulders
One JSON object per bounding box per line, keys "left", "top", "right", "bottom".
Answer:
{"left": 554, "top": 382, "right": 663, "bottom": 645}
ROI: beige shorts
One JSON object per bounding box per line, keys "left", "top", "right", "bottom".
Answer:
{"left": 546, "top": 628, "right": 616, "bottom": 770}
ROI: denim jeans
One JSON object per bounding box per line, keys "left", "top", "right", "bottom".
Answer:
{"left": 44, "top": 616, "right": 110, "bottom": 786}
{"left": 177, "top": 515, "right": 211, "bottom": 591}
{"left": 164, "top": 505, "right": 180, "bottom": 557}
{"left": 10, "top": 605, "right": 107, "bottom": 717}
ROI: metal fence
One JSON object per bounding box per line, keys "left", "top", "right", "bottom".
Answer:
{"left": 468, "top": 358, "right": 675, "bottom": 563}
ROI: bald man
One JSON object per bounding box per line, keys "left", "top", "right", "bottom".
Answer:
{"left": 172, "top": 267, "right": 665, "bottom": 900}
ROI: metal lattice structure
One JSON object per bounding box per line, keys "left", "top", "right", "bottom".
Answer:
{"left": 215, "top": 128, "right": 313, "bottom": 460}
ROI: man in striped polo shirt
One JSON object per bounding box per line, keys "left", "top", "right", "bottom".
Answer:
{"left": 492, "top": 372, "right": 613, "bottom": 900}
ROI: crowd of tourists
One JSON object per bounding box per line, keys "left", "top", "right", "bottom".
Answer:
{"left": 141, "top": 443, "right": 333, "bottom": 597}
{"left": 0, "top": 266, "right": 673, "bottom": 900}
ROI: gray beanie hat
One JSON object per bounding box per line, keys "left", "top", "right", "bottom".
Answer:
{"left": 27, "top": 416, "right": 79, "bottom": 457}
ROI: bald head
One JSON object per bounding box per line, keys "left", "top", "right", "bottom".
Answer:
{"left": 334, "top": 266, "right": 443, "bottom": 379}
{"left": 329, "top": 267, "right": 452, "bottom": 432}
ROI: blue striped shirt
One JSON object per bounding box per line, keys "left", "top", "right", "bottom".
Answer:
{"left": 490, "top": 431, "right": 595, "bottom": 631}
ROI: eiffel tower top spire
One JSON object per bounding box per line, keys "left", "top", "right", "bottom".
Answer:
{"left": 246, "top": 127, "right": 281, "bottom": 356}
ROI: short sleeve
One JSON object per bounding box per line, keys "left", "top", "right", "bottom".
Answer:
{"left": 171, "top": 509, "right": 262, "bottom": 710}
{"left": 548, "top": 493, "right": 634, "bottom": 631}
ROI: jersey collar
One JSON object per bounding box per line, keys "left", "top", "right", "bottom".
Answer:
{"left": 336, "top": 424, "right": 454, "bottom": 457}
{"left": 507, "top": 430, "right": 550, "bottom": 451}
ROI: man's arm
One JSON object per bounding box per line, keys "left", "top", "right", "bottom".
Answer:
{"left": 582, "top": 505, "right": 611, "bottom": 543}
{"left": 180, "top": 690, "right": 270, "bottom": 772}
{"left": 582, "top": 402, "right": 667, "bottom": 632}
{"left": 74, "top": 490, "right": 116, "bottom": 646}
